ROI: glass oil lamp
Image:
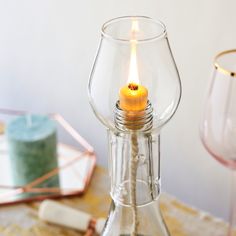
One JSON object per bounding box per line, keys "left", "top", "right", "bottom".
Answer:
{"left": 88, "top": 16, "right": 181, "bottom": 236}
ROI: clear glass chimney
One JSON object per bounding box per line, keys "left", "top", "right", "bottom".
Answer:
{"left": 88, "top": 16, "right": 181, "bottom": 236}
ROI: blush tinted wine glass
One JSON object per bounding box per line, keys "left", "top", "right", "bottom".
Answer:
{"left": 200, "top": 49, "right": 236, "bottom": 235}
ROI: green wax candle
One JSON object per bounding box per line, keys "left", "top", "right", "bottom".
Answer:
{"left": 6, "top": 114, "right": 59, "bottom": 188}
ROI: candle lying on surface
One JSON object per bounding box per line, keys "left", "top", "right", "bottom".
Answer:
{"left": 6, "top": 114, "right": 59, "bottom": 188}
{"left": 39, "top": 200, "right": 106, "bottom": 234}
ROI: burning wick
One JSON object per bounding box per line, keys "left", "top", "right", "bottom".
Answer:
{"left": 128, "top": 83, "right": 139, "bottom": 91}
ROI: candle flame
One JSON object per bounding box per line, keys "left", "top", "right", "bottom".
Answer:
{"left": 127, "top": 20, "right": 139, "bottom": 86}
{"left": 131, "top": 20, "right": 139, "bottom": 33}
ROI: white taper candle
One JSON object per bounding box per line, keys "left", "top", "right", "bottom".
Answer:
{"left": 39, "top": 200, "right": 105, "bottom": 234}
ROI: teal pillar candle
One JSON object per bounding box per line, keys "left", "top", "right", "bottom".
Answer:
{"left": 6, "top": 115, "right": 59, "bottom": 188}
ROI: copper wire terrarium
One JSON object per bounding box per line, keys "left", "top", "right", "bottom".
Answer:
{"left": 88, "top": 16, "right": 181, "bottom": 236}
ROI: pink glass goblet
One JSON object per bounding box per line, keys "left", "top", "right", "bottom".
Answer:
{"left": 200, "top": 49, "right": 236, "bottom": 236}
